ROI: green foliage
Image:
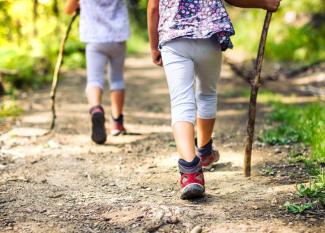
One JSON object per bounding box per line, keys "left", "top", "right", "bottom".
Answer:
{"left": 264, "top": 102, "right": 325, "bottom": 214}
{"left": 0, "top": 99, "right": 23, "bottom": 119}
{"left": 285, "top": 170, "right": 325, "bottom": 214}
{"left": 288, "top": 151, "right": 307, "bottom": 164}
{"left": 127, "top": 0, "right": 147, "bottom": 33}
{"left": 0, "top": 46, "right": 52, "bottom": 89}
{"left": 228, "top": 1, "right": 325, "bottom": 63}
{"left": 260, "top": 102, "right": 325, "bottom": 163}
{"left": 126, "top": 0, "right": 149, "bottom": 54}
{"left": 127, "top": 26, "right": 148, "bottom": 54}
{"left": 0, "top": 0, "right": 82, "bottom": 89}
{"left": 260, "top": 126, "right": 301, "bottom": 145}
{"left": 261, "top": 167, "right": 277, "bottom": 176}
{"left": 297, "top": 171, "right": 325, "bottom": 202}
{"left": 284, "top": 201, "right": 314, "bottom": 214}
{"left": 0, "top": 0, "right": 148, "bottom": 91}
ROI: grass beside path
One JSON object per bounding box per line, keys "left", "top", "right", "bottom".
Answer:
{"left": 260, "top": 102, "right": 325, "bottom": 163}
{"left": 259, "top": 99, "right": 325, "bottom": 214}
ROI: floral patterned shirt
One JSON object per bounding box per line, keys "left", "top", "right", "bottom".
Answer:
{"left": 158, "top": 0, "right": 235, "bottom": 51}
{"left": 79, "top": 0, "right": 130, "bottom": 43}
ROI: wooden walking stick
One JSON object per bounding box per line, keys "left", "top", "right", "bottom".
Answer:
{"left": 50, "top": 11, "right": 79, "bottom": 130}
{"left": 244, "top": 11, "right": 273, "bottom": 177}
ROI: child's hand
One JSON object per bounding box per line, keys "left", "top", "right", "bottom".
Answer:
{"left": 151, "top": 49, "right": 163, "bottom": 66}
{"left": 262, "top": 0, "right": 281, "bottom": 12}
{"left": 64, "top": 0, "right": 79, "bottom": 15}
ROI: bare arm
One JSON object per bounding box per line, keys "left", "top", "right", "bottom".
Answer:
{"left": 147, "top": 0, "right": 162, "bottom": 66}
{"left": 64, "top": 0, "right": 79, "bottom": 15}
{"left": 225, "top": 0, "right": 281, "bottom": 12}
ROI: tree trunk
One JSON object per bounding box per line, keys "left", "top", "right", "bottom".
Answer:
{"left": 33, "top": 0, "right": 39, "bottom": 36}
{"left": 52, "top": 0, "right": 59, "bottom": 17}
{"left": 0, "top": 78, "right": 5, "bottom": 97}
{"left": 15, "top": 20, "right": 22, "bottom": 45}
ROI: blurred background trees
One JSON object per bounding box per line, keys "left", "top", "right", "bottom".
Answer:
{"left": 0, "top": 0, "right": 324, "bottom": 91}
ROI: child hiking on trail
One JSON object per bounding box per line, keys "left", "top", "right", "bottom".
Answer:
{"left": 147, "top": 0, "right": 280, "bottom": 199}
{"left": 64, "top": 0, "right": 130, "bottom": 144}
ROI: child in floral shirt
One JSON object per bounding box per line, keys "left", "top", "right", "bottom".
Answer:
{"left": 147, "top": 0, "right": 280, "bottom": 199}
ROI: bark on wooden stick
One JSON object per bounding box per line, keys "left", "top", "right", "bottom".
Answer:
{"left": 244, "top": 12, "right": 273, "bottom": 177}
{"left": 50, "top": 11, "right": 79, "bottom": 130}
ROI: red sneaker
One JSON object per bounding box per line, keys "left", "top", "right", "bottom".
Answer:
{"left": 111, "top": 115, "right": 126, "bottom": 136}
{"left": 180, "top": 171, "right": 205, "bottom": 199}
{"left": 196, "top": 139, "right": 220, "bottom": 168}
{"left": 200, "top": 150, "right": 220, "bottom": 169}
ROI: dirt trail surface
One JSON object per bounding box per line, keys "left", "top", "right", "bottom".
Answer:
{"left": 0, "top": 54, "right": 324, "bottom": 232}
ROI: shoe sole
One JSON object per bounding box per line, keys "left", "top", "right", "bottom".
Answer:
{"left": 91, "top": 113, "right": 107, "bottom": 144}
{"left": 180, "top": 183, "right": 205, "bottom": 200}
{"left": 111, "top": 129, "right": 127, "bottom": 136}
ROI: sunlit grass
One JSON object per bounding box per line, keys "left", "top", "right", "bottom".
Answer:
{"left": 260, "top": 102, "right": 325, "bottom": 163}
{"left": 261, "top": 98, "right": 325, "bottom": 215}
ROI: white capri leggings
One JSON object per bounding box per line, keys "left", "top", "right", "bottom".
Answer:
{"left": 86, "top": 42, "right": 126, "bottom": 92}
{"left": 161, "top": 38, "right": 222, "bottom": 125}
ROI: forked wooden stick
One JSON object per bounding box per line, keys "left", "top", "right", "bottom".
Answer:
{"left": 50, "top": 11, "right": 79, "bottom": 130}
{"left": 244, "top": 11, "right": 273, "bottom": 177}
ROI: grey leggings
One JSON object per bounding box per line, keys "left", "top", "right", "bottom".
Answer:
{"left": 161, "top": 38, "right": 222, "bottom": 125}
{"left": 86, "top": 42, "right": 126, "bottom": 92}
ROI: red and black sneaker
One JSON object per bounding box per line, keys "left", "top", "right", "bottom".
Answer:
{"left": 180, "top": 171, "right": 205, "bottom": 199}
{"left": 196, "top": 139, "right": 220, "bottom": 169}
{"left": 200, "top": 150, "right": 220, "bottom": 168}
{"left": 90, "top": 105, "right": 107, "bottom": 144}
{"left": 178, "top": 157, "right": 205, "bottom": 199}
{"left": 111, "top": 114, "right": 126, "bottom": 136}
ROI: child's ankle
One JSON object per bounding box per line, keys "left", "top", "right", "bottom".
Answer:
{"left": 89, "top": 105, "right": 104, "bottom": 115}
{"left": 112, "top": 114, "right": 123, "bottom": 123}
{"left": 178, "top": 156, "right": 201, "bottom": 174}
{"left": 195, "top": 138, "right": 213, "bottom": 156}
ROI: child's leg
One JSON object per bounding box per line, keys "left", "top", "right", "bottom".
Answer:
{"left": 107, "top": 42, "right": 126, "bottom": 119}
{"left": 194, "top": 40, "right": 222, "bottom": 147}
{"left": 161, "top": 40, "right": 204, "bottom": 199}
{"left": 173, "top": 122, "right": 196, "bottom": 162}
{"left": 85, "top": 43, "right": 109, "bottom": 144}
{"left": 161, "top": 42, "right": 196, "bottom": 162}
{"left": 110, "top": 91, "right": 124, "bottom": 119}
{"left": 196, "top": 118, "right": 215, "bottom": 147}
{"left": 85, "top": 43, "right": 108, "bottom": 106}
{"left": 104, "top": 42, "right": 127, "bottom": 135}
{"left": 86, "top": 87, "right": 102, "bottom": 107}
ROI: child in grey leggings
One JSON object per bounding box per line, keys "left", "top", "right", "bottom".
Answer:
{"left": 86, "top": 43, "right": 126, "bottom": 94}
{"left": 148, "top": 0, "right": 281, "bottom": 199}
{"left": 64, "top": 0, "right": 130, "bottom": 144}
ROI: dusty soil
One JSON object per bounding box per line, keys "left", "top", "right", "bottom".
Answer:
{"left": 0, "top": 54, "right": 324, "bottom": 233}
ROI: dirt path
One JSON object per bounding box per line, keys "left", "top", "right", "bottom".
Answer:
{"left": 0, "top": 55, "right": 324, "bottom": 233}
